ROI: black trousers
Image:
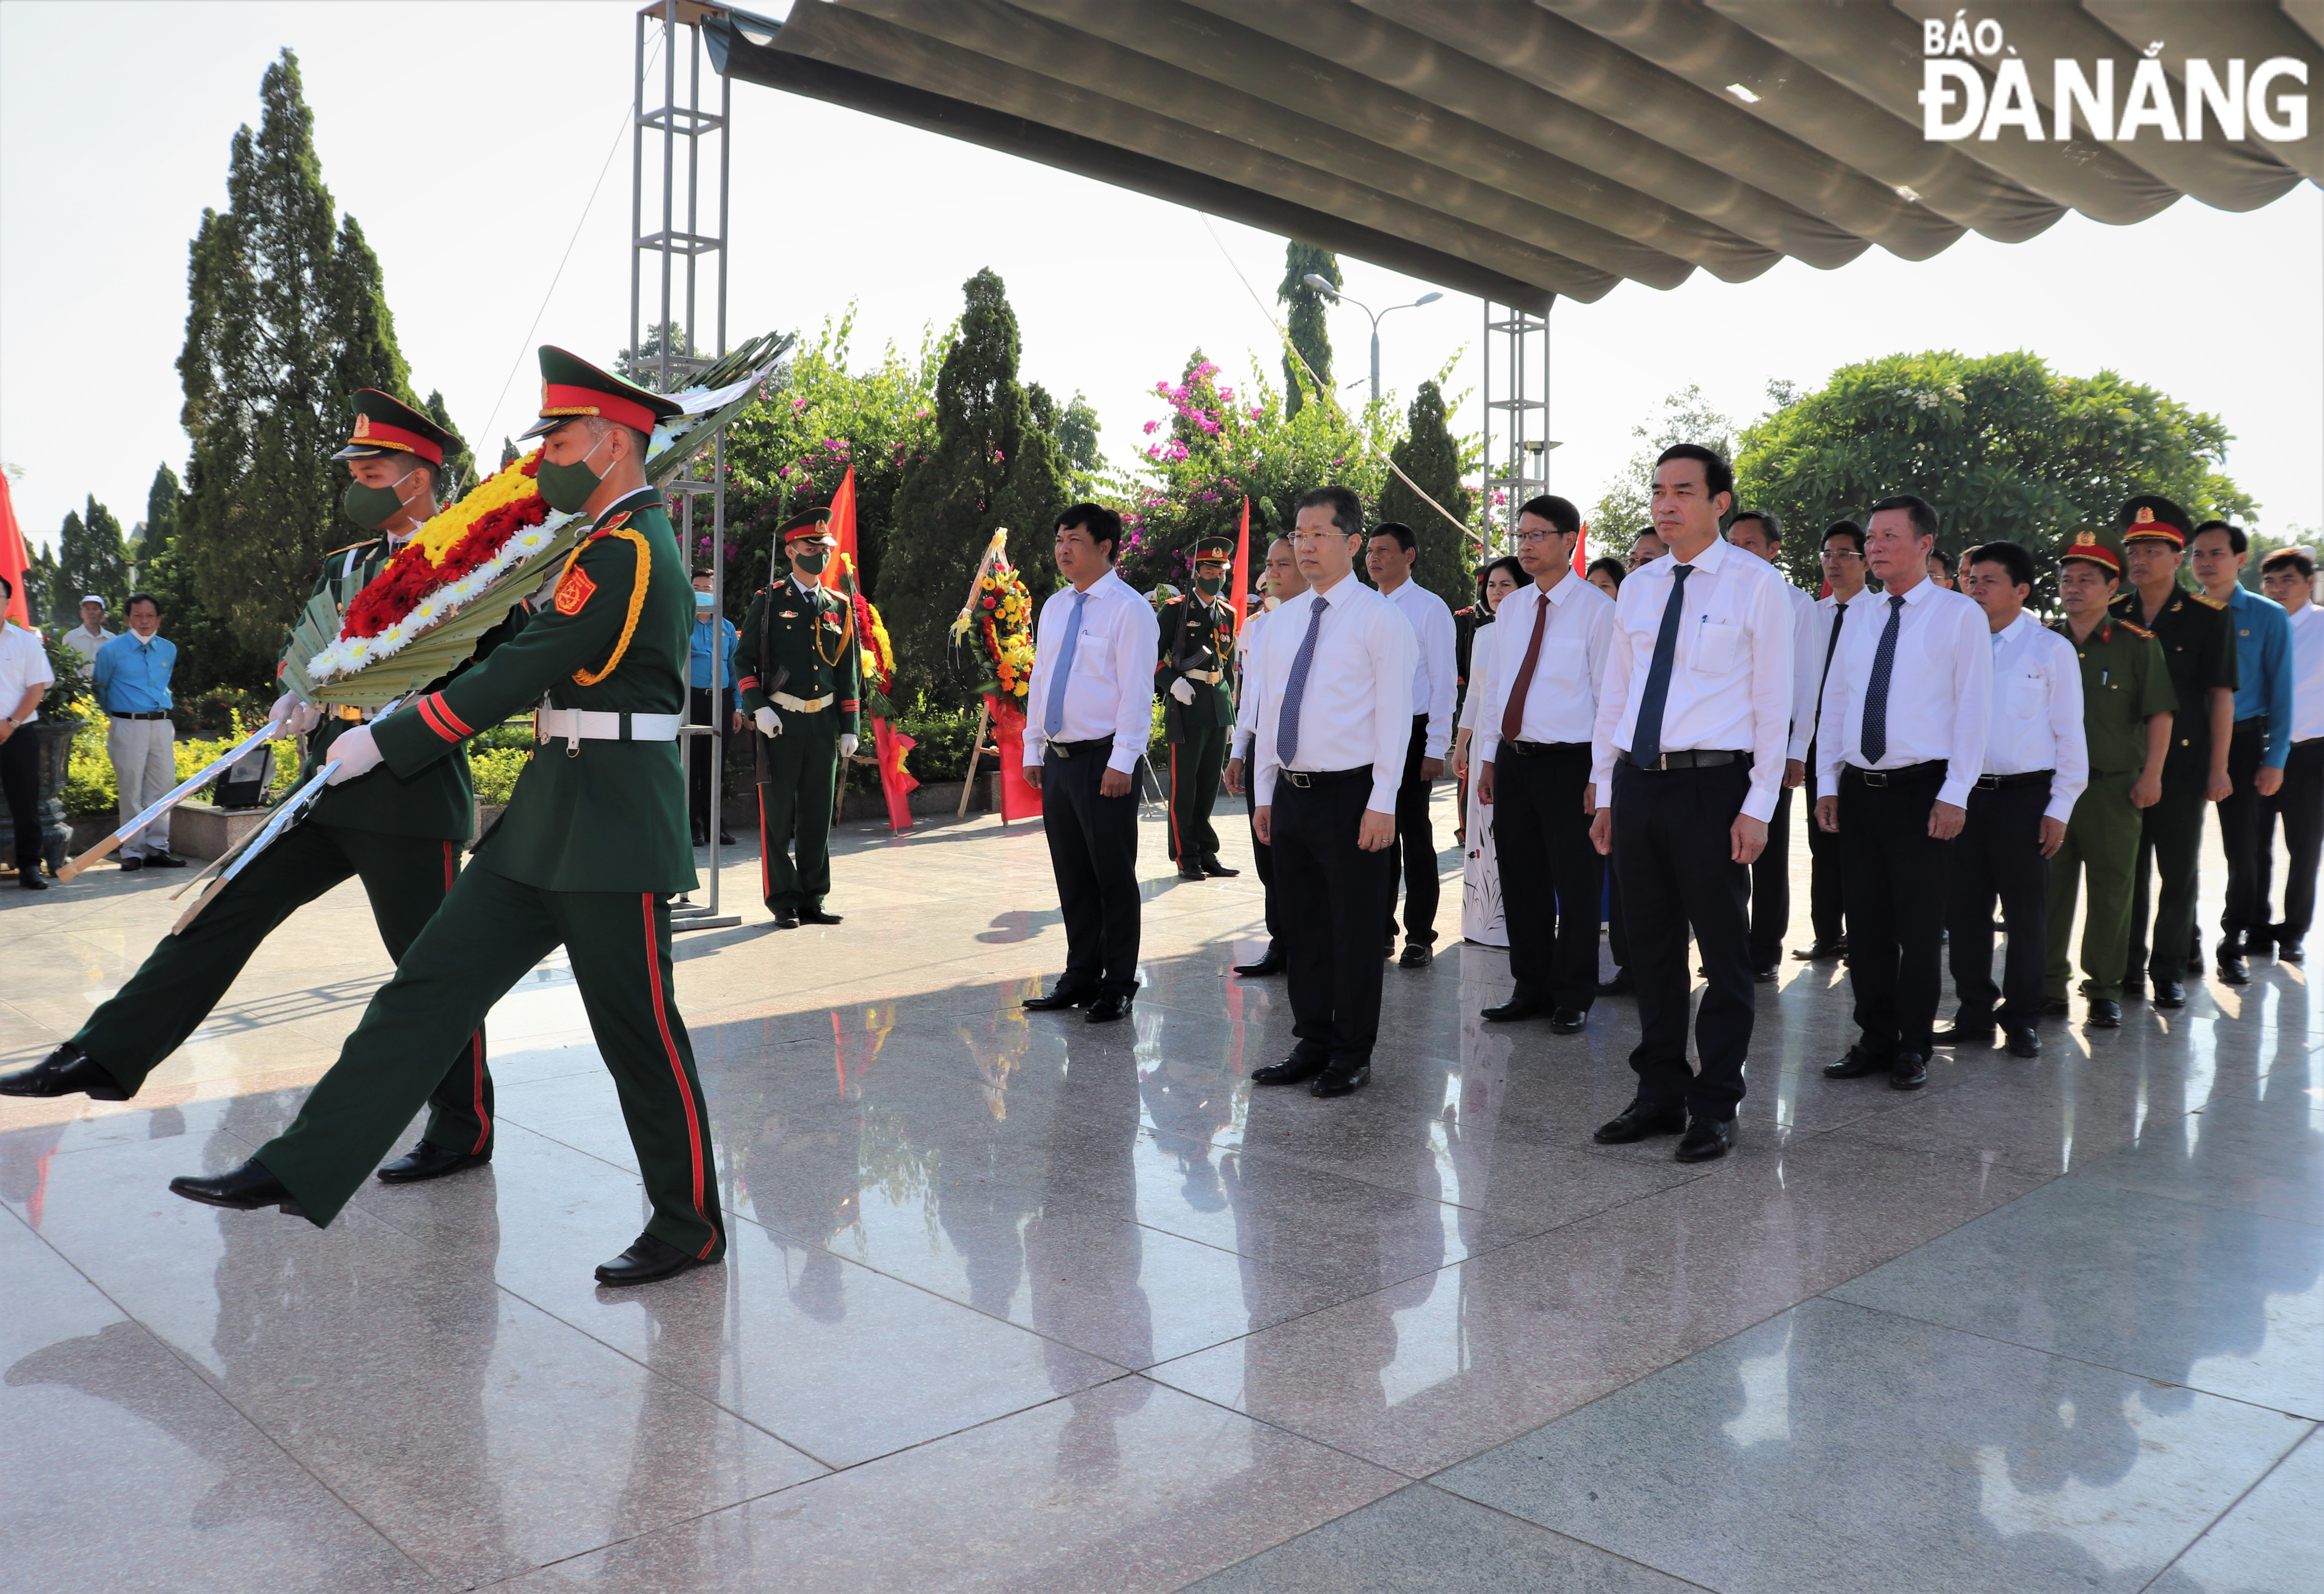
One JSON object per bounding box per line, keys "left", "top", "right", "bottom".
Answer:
{"left": 1246, "top": 781, "right": 1278, "bottom": 947}
{"left": 1043, "top": 745, "right": 1140, "bottom": 997}
{"left": 1839, "top": 768, "right": 1950, "bottom": 1057}
{"left": 1277, "top": 772, "right": 1394, "bottom": 1066}
{"left": 1749, "top": 782, "right": 1794, "bottom": 968}
{"left": 1945, "top": 778, "right": 2050, "bottom": 1029}
{"left": 1383, "top": 713, "right": 1439, "bottom": 946}
{"left": 687, "top": 686, "right": 734, "bottom": 834}
{"left": 1803, "top": 753, "right": 1845, "bottom": 945}
{"left": 2261, "top": 739, "right": 2323, "bottom": 942}
{"left": 1612, "top": 758, "right": 1754, "bottom": 1118}
{"left": 2216, "top": 717, "right": 2269, "bottom": 949}
{"left": 1493, "top": 747, "right": 1601, "bottom": 1011}
{"left": 0, "top": 725, "right": 39, "bottom": 876}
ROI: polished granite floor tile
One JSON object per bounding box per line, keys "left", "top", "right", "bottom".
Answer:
{"left": 1181, "top": 1483, "right": 1709, "bottom": 1593}
{"left": 2153, "top": 1425, "right": 2324, "bottom": 1594}
{"left": 1436, "top": 1297, "right": 2310, "bottom": 1594}
{"left": 1828, "top": 1176, "right": 2324, "bottom": 1418}
{"left": 497, "top": 1378, "right": 1405, "bottom": 1594}
{"left": 2067, "top": 1070, "right": 2324, "bottom": 1227}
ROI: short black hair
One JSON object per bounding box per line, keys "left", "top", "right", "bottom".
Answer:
{"left": 1631, "top": 526, "right": 1664, "bottom": 548}
{"left": 1654, "top": 443, "right": 1734, "bottom": 505}
{"left": 1055, "top": 502, "right": 1121, "bottom": 563}
{"left": 1928, "top": 548, "right": 1955, "bottom": 576}
{"left": 1586, "top": 556, "right": 1626, "bottom": 590}
{"left": 1821, "top": 520, "right": 1866, "bottom": 555}
{"left": 1965, "top": 540, "right": 2034, "bottom": 591}
{"left": 1516, "top": 494, "right": 1580, "bottom": 538}
{"left": 1479, "top": 554, "right": 1525, "bottom": 597}
{"left": 1295, "top": 484, "right": 1364, "bottom": 538}
{"left": 2192, "top": 519, "right": 2248, "bottom": 554}
{"left": 2261, "top": 547, "right": 2314, "bottom": 580}
{"left": 0, "top": 572, "right": 11, "bottom": 600}
{"left": 126, "top": 592, "right": 160, "bottom": 615}
{"left": 1729, "top": 508, "right": 1782, "bottom": 546}
{"left": 1868, "top": 494, "right": 1940, "bottom": 542}
{"left": 1369, "top": 521, "right": 1417, "bottom": 554}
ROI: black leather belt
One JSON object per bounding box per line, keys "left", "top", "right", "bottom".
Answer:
{"left": 108, "top": 710, "right": 169, "bottom": 721}
{"left": 1501, "top": 739, "right": 1589, "bottom": 757}
{"left": 1278, "top": 767, "right": 1370, "bottom": 790}
{"left": 1846, "top": 761, "right": 1945, "bottom": 787}
{"left": 1972, "top": 770, "right": 2052, "bottom": 791}
{"left": 1619, "top": 749, "right": 1750, "bottom": 771}
{"left": 1046, "top": 736, "right": 1115, "bottom": 759}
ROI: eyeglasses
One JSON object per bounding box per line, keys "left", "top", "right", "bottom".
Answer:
{"left": 1514, "top": 529, "right": 1561, "bottom": 544}
{"left": 1820, "top": 548, "right": 1863, "bottom": 561}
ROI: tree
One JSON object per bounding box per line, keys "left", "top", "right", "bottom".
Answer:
{"left": 56, "top": 497, "right": 132, "bottom": 622}
{"left": 177, "top": 49, "right": 421, "bottom": 655}
{"left": 1278, "top": 244, "right": 1339, "bottom": 418}
{"left": 1376, "top": 379, "right": 1477, "bottom": 608}
{"left": 878, "top": 269, "right": 1069, "bottom": 703}
{"left": 1055, "top": 391, "right": 1103, "bottom": 497}
{"left": 1736, "top": 351, "right": 2253, "bottom": 590}
{"left": 140, "top": 460, "right": 273, "bottom": 697}
{"left": 1585, "top": 385, "right": 1737, "bottom": 559}
{"left": 616, "top": 320, "right": 697, "bottom": 387}
{"left": 422, "top": 390, "right": 476, "bottom": 499}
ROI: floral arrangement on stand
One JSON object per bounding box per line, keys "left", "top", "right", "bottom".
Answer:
{"left": 949, "top": 529, "right": 1035, "bottom": 702}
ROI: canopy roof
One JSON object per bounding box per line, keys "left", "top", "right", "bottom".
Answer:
{"left": 708, "top": 1, "right": 2322, "bottom": 309}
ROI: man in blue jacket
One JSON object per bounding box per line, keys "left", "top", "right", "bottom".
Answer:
{"left": 2191, "top": 520, "right": 2294, "bottom": 982}
{"left": 92, "top": 593, "right": 183, "bottom": 869}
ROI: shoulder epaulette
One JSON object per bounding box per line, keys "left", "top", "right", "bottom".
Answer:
{"left": 583, "top": 510, "right": 634, "bottom": 541}
{"left": 2118, "top": 619, "right": 2155, "bottom": 640}
{"left": 321, "top": 538, "right": 377, "bottom": 559}
{"left": 2189, "top": 590, "right": 2228, "bottom": 610}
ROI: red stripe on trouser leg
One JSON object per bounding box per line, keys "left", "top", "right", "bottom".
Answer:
{"left": 640, "top": 893, "right": 716, "bottom": 1257}
{"left": 759, "top": 786, "right": 772, "bottom": 901}
{"left": 442, "top": 840, "right": 491, "bottom": 1154}
{"left": 1170, "top": 745, "right": 1180, "bottom": 858}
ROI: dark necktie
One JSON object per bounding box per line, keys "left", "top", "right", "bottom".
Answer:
{"left": 1819, "top": 601, "right": 1848, "bottom": 697}
{"left": 1498, "top": 592, "right": 1551, "bottom": 744}
{"left": 1628, "top": 563, "right": 1692, "bottom": 769}
{"left": 1860, "top": 593, "right": 1907, "bottom": 765}
{"left": 1276, "top": 593, "right": 1330, "bottom": 766}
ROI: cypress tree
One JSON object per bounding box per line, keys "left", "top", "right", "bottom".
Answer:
{"left": 56, "top": 498, "right": 131, "bottom": 619}
{"left": 1277, "top": 244, "right": 1339, "bottom": 419}
{"left": 880, "top": 268, "right": 1068, "bottom": 703}
{"left": 141, "top": 462, "right": 274, "bottom": 696}
{"left": 177, "top": 49, "right": 421, "bottom": 655}
{"left": 422, "top": 391, "right": 475, "bottom": 498}
{"left": 1376, "top": 379, "right": 1475, "bottom": 608}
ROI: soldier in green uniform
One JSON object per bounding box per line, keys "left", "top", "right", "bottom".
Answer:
{"left": 2043, "top": 532, "right": 2176, "bottom": 1028}
{"left": 2110, "top": 496, "right": 2238, "bottom": 1009}
{"left": 2, "top": 392, "right": 520, "bottom": 1184}
{"left": 163, "top": 348, "right": 727, "bottom": 1287}
{"left": 733, "top": 508, "right": 861, "bottom": 928}
{"left": 1157, "top": 535, "right": 1240, "bottom": 883}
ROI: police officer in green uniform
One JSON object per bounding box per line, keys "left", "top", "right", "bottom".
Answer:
{"left": 733, "top": 508, "right": 860, "bottom": 928}
{"left": 2, "top": 392, "right": 519, "bottom": 1182}
{"left": 2043, "top": 532, "right": 2175, "bottom": 1027}
{"left": 2111, "top": 496, "right": 2238, "bottom": 1009}
{"left": 1157, "top": 535, "right": 1239, "bottom": 883}
{"left": 164, "top": 348, "right": 727, "bottom": 1287}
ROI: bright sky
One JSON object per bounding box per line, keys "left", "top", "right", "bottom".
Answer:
{"left": 4, "top": 1, "right": 2319, "bottom": 561}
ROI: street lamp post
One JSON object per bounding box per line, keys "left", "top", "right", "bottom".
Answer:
{"left": 1302, "top": 274, "right": 1443, "bottom": 404}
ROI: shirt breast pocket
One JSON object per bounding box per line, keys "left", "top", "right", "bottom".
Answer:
{"left": 2008, "top": 671, "right": 2046, "bottom": 720}
{"left": 1694, "top": 617, "right": 1744, "bottom": 676}
{"left": 1072, "top": 627, "right": 1110, "bottom": 683}
{"left": 1542, "top": 634, "right": 1589, "bottom": 684}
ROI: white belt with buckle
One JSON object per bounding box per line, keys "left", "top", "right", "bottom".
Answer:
{"left": 537, "top": 706, "right": 683, "bottom": 756}
{"left": 773, "top": 691, "right": 832, "bottom": 713}
{"left": 1183, "top": 669, "right": 1223, "bottom": 685}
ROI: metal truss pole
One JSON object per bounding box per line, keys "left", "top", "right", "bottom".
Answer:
{"left": 1479, "top": 301, "right": 1554, "bottom": 559}
{"left": 634, "top": 0, "right": 739, "bottom": 932}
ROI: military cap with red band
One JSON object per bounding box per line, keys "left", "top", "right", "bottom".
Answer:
{"left": 2117, "top": 494, "right": 2194, "bottom": 548}
{"left": 2059, "top": 528, "right": 2122, "bottom": 576}
{"left": 518, "top": 344, "right": 684, "bottom": 440}
{"left": 333, "top": 388, "right": 458, "bottom": 465}
{"left": 777, "top": 507, "right": 838, "bottom": 546}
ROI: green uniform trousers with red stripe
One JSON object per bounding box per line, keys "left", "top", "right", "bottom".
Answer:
{"left": 257, "top": 865, "right": 724, "bottom": 1260}
{"left": 756, "top": 714, "right": 838, "bottom": 912}
{"left": 73, "top": 820, "right": 492, "bottom": 1156}
{"left": 1167, "top": 721, "right": 1227, "bottom": 865}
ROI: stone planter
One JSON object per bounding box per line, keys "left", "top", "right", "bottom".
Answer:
{"left": 169, "top": 800, "right": 269, "bottom": 863}
{"left": 1, "top": 717, "right": 82, "bottom": 871}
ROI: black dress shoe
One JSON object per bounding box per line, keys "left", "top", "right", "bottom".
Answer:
{"left": 595, "top": 1232, "right": 711, "bottom": 1286}
{"left": 2042, "top": 997, "right": 2071, "bottom": 1017}
{"left": 2086, "top": 999, "right": 2123, "bottom": 1028}
{"left": 2121, "top": 977, "right": 2146, "bottom": 1001}
{"left": 1593, "top": 1100, "right": 1687, "bottom": 1144}
{"left": 1932, "top": 1022, "right": 1994, "bottom": 1046}
{"left": 1252, "top": 1051, "right": 1328, "bottom": 1087}
{"left": 691, "top": 826, "right": 708, "bottom": 846}
{"left": 772, "top": 905, "right": 800, "bottom": 929}
{"left": 1398, "top": 943, "right": 1433, "bottom": 969}
{"left": 18, "top": 864, "right": 49, "bottom": 890}
{"left": 1792, "top": 939, "right": 1846, "bottom": 961}
{"left": 169, "top": 1158, "right": 303, "bottom": 1216}
{"left": 1823, "top": 1045, "right": 1886, "bottom": 1080}
{"left": 0, "top": 1044, "right": 130, "bottom": 1100}
{"left": 1199, "top": 857, "right": 1240, "bottom": 877}
{"left": 1232, "top": 950, "right": 1285, "bottom": 977}
{"left": 718, "top": 829, "right": 736, "bottom": 845}
{"left": 1311, "top": 1059, "right": 1369, "bottom": 1097}
{"left": 1752, "top": 963, "right": 1778, "bottom": 984}
{"left": 1889, "top": 1053, "right": 1929, "bottom": 1091}
{"left": 2005, "top": 1028, "right": 2041, "bottom": 1058}
{"left": 117, "top": 855, "right": 142, "bottom": 872}
{"left": 1083, "top": 992, "right": 1134, "bottom": 1023}
{"left": 1481, "top": 997, "right": 1547, "bottom": 1023}
{"left": 800, "top": 905, "right": 843, "bottom": 925}
{"left": 1548, "top": 1008, "right": 1588, "bottom": 1034}
{"left": 1674, "top": 1116, "right": 1736, "bottom": 1162}
{"left": 1596, "top": 972, "right": 1634, "bottom": 996}
{"left": 376, "top": 1140, "right": 491, "bottom": 1183}
{"left": 1023, "top": 984, "right": 1097, "bottom": 1011}
{"left": 2278, "top": 939, "right": 2305, "bottom": 964}
{"left": 2153, "top": 981, "right": 2186, "bottom": 1009}
{"left": 143, "top": 853, "right": 187, "bottom": 869}
{"left": 1176, "top": 862, "right": 1207, "bottom": 882}
{"left": 2216, "top": 956, "right": 2250, "bottom": 986}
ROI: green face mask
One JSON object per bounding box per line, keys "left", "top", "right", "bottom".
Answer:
{"left": 537, "top": 432, "right": 612, "bottom": 514}
{"left": 1194, "top": 571, "right": 1224, "bottom": 596}
{"left": 792, "top": 549, "right": 831, "bottom": 576}
{"left": 342, "top": 470, "right": 421, "bottom": 531}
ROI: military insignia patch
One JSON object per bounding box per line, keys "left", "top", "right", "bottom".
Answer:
{"left": 554, "top": 566, "right": 598, "bottom": 616}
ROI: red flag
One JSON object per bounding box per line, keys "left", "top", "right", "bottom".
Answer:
{"left": 1573, "top": 519, "right": 1589, "bottom": 578}
{"left": 0, "top": 473, "right": 29, "bottom": 628}
{"left": 823, "top": 466, "right": 858, "bottom": 593}
{"left": 1232, "top": 496, "right": 1251, "bottom": 644}
{"left": 871, "top": 716, "right": 918, "bottom": 832}
{"left": 985, "top": 693, "right": 1043, "bottom": 822}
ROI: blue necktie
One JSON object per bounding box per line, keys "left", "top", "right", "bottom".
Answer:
{"left": 1275, "top": 593, "right": 1330, "bottom": 766}
{"left": 1628, "top": 563, "right": 1693, "bottom": 769}
{"left": 1043, "top": 589, "right": 1088, "bottom": 739}
{"left": 1860, "top": 593, "right": 1906, "bottom": 764}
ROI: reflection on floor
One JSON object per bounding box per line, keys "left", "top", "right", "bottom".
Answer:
{"left": 2, "top": 799, "right": 2317, "bottom": 1592}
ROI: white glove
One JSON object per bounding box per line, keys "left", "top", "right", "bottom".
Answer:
{"left": 755, "top": 706, "right": 781, "bottom": 739}
{"left": 325, "top": 723, "right": 383, "bottom": 784}
{"left": 1170, "top": 676, "right": 1196, "bottom": 705}
{"left": 839, "top": 733, "right": 859, "bottom": 759}
{"left": 265, "top": 694, "right": 320, "bottom": 739}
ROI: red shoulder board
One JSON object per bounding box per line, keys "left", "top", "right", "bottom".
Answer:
{"left": 554, "top": 566, "right": 598, "bottom": 616}
{"left": 584, "top": 511, "right": 633, "bottom": 543}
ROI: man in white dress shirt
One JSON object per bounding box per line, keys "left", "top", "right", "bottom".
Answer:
{"left": 1728, "top": 510, "right": 1819, "bottom": 981}
{"left": 1941, "top": 542, "right": 2086, "bottom": 1059}
{"left": 1796, "top": 521, "right": 1868, "bottom": 961}
{"left": 1475, "top": 494, "right": 1614, "bottom": 1030}
{"left": 1021, "top": 505, "right": 1160, "bottom": 1024}
{"left": 1225, "top": 535, "right": 1306, "bottom": 978}
{"left": 1366, "top": 522, "right": 1457, "bottom": 968}
{"left": 1816, "top": 495, "right": 1994, "bottom": 1091}
{"left": 1249, "top": 486, "right": 1415, "bottom": 1097}
{"left": 1588, "top": 446, "right": 1794, "bottom": 1163}
{"left": 2257, "top": 548, "right": 2321, "bottom": 961}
